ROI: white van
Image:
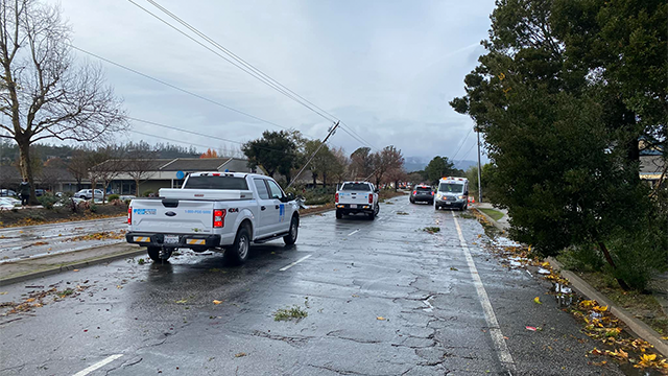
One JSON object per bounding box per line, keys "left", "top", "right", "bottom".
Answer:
{"left": 434, "top": 177, "right": 469, "bottom": 210}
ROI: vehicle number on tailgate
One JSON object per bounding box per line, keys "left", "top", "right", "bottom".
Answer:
{"left": 164, "top": 235, "right": 179, "bottom": 244}
{"left": 350, "top": 204, "right": 357, "bottom": 209}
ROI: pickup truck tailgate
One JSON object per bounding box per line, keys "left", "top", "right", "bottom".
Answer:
{"left": 338, "top": 191, "right": 370, "bottom": 205}
{"left": 131, "top": 199, "right": 215, "bottom": 234}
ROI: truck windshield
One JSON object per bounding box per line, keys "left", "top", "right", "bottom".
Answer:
{"left": 184, "top": 176, "right": 249, "bottom": 190}
{"left": 416, "top": 187, "right": 432, "bottom": 192}
{"left": 341, "top": 183, "right": 370, "bottom": 191}
{"left": 438, "top": 183, "right": 463, "bottom": 193}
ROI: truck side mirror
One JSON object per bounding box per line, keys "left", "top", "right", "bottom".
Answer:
{"left": 283, "top": 193, "right": 295, "bottom": 202}
{"left": 464, "top": 191, "right": 469, "bottom": 195}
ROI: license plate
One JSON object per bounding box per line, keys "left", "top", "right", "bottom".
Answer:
{"left": 164, "top": 235, "right": 179, "bottom": 244}
{"left": 350, "top": 204, "right": 357, "bottom": 209}
{"left": 445, "top": 202, "right": 451, "bottom": 205}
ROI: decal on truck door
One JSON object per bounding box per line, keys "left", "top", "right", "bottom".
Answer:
{"left": 279, "top": 204, "right": 285, "bottom": 222}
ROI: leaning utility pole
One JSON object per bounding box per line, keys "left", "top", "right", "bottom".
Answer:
{"left": 476, "top": 126, "right": 482, "bottom": 203}
{"left": 287, "top": 121, "right": 339, "bottom": 189}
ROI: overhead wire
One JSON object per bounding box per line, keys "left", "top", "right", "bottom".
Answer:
{"left": 68, "top": 45, "right": 296, "bottom": 133}
{"left": 126, "top": 116, "right": 287, "bottom": 153}
{"left": 131, "top": 0, "right": 378, "bottom": 151}
{"left": 450, "top": 127, "right": 473, "bottom": 162}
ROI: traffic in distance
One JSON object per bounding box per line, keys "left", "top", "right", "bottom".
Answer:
{"left": 126, "top": 174, "right": 469, "bottom": 264}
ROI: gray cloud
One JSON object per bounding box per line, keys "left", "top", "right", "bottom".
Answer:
{"left": 55, "top": 0, "right": 495, "bottom": 162}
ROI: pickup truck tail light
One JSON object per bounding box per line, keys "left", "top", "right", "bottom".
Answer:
{"left": 335, "top": 193, "right": 339, "bottom": 203}
{"left": 368, "top": 194, "right": 373, "bottom": 204}
{"left": 213, "top": 209, "right": 226, "bottom": 228}
{"left": 128, "top": 206, "right": 132, "bottom": 224}
{"left": 431, "top": 191, "right": 434, "bottom": 196}
{"left": 412, "top": 190, "right": 417, "bottom": 195}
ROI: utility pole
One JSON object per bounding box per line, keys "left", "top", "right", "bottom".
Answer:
{"left": 476, "top": 126, "right": 482, "bottom": 203}
{"left": 287, "top": 121, "right": 339, "bottom": 189}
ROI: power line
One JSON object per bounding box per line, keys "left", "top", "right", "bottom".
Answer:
{"left": 130, "top": 129, "right": 221, "bottom": 150}
{"left": 130, "top": 0, "right": 379, "bottom": 151}
{"left": 450, "top": 127, "right": 473, "bottom": 162}
{"left": 127, "top": 116, "right": 287, "bottom": 153}
{"left": 127, "top": 0, "right": 337, "bottom": 124}
{"left": 455, "top": 142, "right": 477, "bottom": 168}
{"left": 69, "top": 44, "right": 294, "bottom": 133}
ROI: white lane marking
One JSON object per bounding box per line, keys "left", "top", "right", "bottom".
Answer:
{"left": 347, "top": 229, "right": 360, "bottom": 236}
{"left": 452, "top": 211, "right": 516, "bottom": 373}
{"left": 279, "top": 254, "right": 312, "bottom": 272}
{"left": 72, "top": 354, "right": 123, "bottom": 376}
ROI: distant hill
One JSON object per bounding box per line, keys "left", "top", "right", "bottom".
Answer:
{"left": 404, "top": 156, "right": 477, "bottom": 172}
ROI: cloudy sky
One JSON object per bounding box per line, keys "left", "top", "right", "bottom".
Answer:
{"left": 56, "top": 0, "right": 495, "bottom": 163}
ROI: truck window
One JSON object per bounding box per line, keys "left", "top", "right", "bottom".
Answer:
{"left": 184, "top": 176, "right": 249, "bottom": 190}
{"left": 266, "top": 180, "right": 284, "bottom": 200}
{"left": 416, "top": 187, "right": 432, "bottom": 192}
{"left": 254, "top": 179, "right": 270, "bottom": 199}
{"left": 341, "top": 183, "right": 370, "bottom": 191}
{"left": 438, "top": 183, "right": 463, "bottom": 193}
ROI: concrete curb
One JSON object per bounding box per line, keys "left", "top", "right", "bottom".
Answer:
{"left": 548, "top": 258, "right": 668, "bottom": 357}
{"left": 0, "top": 246, "right": 145, "bottom": 287}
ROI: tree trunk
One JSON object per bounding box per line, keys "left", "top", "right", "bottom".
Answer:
{"left": 597, "top": 241, "right": 630, "bottom": 290}
{"left": 323, "top": 172, "right": 327, "bottom": 187}
{"left": 135, "top": 178, "right": 141, "bottom": 196}
{"left": 312, "top": 173, "right": 317, "bottom": 187}
{"left": 17, "top": 140, "right": 37, "bottom": 205}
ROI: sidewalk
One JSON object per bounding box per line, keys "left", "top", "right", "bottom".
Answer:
{"left": 474, "top": 202, "right": 510, "bottom": 230}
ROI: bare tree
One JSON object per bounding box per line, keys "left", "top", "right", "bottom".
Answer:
{"left": 67, "top": 149, "right": 93, "bottom": 190}
{"left": 89, "top": 147, "right": 126, "bottom": 202}
{"left": 38, "top": 157, "right": 65, "bottom": 191}
{"left": 126, "top": 142, "right": 157, "bottom": 196}
{"left": 349, "top": 147, "right": 373, "bottom": 180}
{"left": 0, "top": 0, "right": 126, "bottom": 203}
{"left": 371, "top": 146, "right": 404, "bottom": 187}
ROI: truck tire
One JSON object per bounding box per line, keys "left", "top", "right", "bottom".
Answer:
{"left": 147, "top": 246, "right": 173, "bottom": 262}
{"left": 336, "top": 210, "right": 343, "bottom": 219}
{"left": 283, "top": 216, "right": 299, "bottom": 246}
{"left": 225, "top": 225, "right": 251, "bottom": 265}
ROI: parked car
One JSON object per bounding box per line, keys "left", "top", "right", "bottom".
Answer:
{"left": 0, "top": 189, "right": 17, "bottom": 197}
{"left": 74, "top": 189, "right": 104, "bottom": 200}
{"left": 335, "top": 181, "right": 380, "bottom": 220}
{"left": 34, "top": 189, "right": 45, "bottom": 197}
{"left": 434, "top": 177, "right": 469, "bottom": 210}
{"left": 409, "top": 185, "right": 434, "bottom": 204}
{"left": 126, "top": 172, "right": 300, "bottom": 264}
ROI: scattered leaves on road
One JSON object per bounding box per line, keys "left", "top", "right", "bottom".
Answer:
{"left": 213, "top": 300, "right": 223, "bottom": 305}
{"left": 235, "top": 352, "right": 247, "bottom": 358}
{"left": 423, "top": 227, "right": 441, "bottom": 234}
{"left": 376, "top": 316, "right": 386, "bottom": 321}
{"left": 66, "top": 230, "right": 126, "bottom": 242}
{"left": 534, "top": 297, "right": 542, "bottom": 305}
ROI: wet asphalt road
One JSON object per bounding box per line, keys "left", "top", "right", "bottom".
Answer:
{"left": 0, "top": 217, "right": 126, "bottom": 263}
{"left": 0, "top": 197, "right": 626, "bottom": 375}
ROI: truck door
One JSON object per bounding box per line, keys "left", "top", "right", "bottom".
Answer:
{"left": 253, "top": 178, "right": 272, "bottom": 238}
{"left": 266, "top": 180, "right": 289, "bottom": 234}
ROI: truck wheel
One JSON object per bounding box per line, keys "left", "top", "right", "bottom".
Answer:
{"left": 225, "top": 225, "right": 251, "bottom": 265}
{"left": 336, "top": 210, "right": 343, "bottom": 219}
{"left": 368, "top": 210, "right": 376, "bottom": 220}
{"left": 283, "top": 216, "right": 299, "bottom": 246}
{"left": 147, "top": 246, "right": 173, "bottom": 262}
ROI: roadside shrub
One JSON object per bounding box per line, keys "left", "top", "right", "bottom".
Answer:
{"left": 557, "top": 244, "right": 605, "bottom": 273}
{"left": 38, "top": 195, "right": 59, "bottom": 210}
{"left": 90, "top": 204, "right": 98, "bottom": 213}
{"left": 110, "top": 199, "right": 125, "bottom": 206}
{"left": 142, "top": 190, "right": 154, "bottom": 197}
{"left": 107, "top": 194, "right": 120, "bottom": 201}
{"left": 123, "top": 199, "right": 132, "bottom": 206}
{"left": 607, "top": 227, "right": 668, "bottom": 291}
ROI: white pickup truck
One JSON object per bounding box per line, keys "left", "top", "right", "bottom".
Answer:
{"left": 126, "top": 172, "right": 300, "bottom": 264}
{"left": 335, "top": 181, "right": 380, "bottom": 220}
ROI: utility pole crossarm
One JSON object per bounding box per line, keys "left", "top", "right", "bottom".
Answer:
{"left": 287, "top": 121, "right": 339, "bottom": 189}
